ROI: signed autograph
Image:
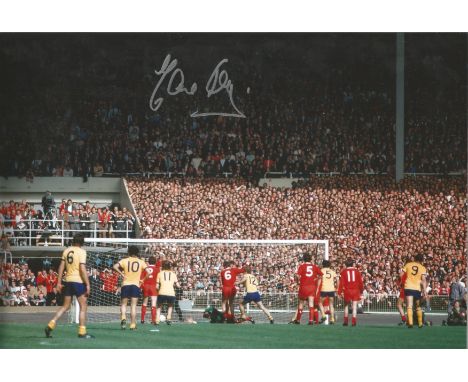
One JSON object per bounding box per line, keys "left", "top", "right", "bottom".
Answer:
{"left": 149, "top": 54, "right": 246, "bottom": 118}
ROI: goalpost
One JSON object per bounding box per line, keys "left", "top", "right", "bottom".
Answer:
{"left": 70, "top": 238, "right": 329, "bottom": 324}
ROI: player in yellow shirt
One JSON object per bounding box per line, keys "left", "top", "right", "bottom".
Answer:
{"left": 156, "top": 261, "right": 181, "bottom": 325}
{"left": 401, "top": 253, "right": 428, "bottom": 328}
{"left": 237, "top": 266, "right": 274, "bottom": 324}
{"left": 45, "top": 234, "right": 93, "bottom": 339}
{"left": 113, "top": 246, "right": 147, "bottom": 330}
{"left": 318, "top": 260, "right": 338, "bottom": 324}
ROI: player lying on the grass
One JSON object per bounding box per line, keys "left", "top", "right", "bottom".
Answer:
{"left": 156, "top": 260, "right": 181, "bottom": 325}
{"left": 45, "top": 234, "right": 94, "bottom": 339}
{"left": 318, "top": 260, "right": 338, "bottom": 325}
{"left": 140, "top": 255, "right": 161, "bottom": 324}
{"left": 338, "top": 258, "right": 364, "bottom": 326}
{"left": 396, "top": 270, "right": 408, "bottom": 325}
{"left": 203, "top": 306, "right": 226, "bottom": 323}
{"left": 237, "top": 266, "right": 274, "bottom": 324}
{"left": 444, "top": 300, "right": 467, "bottom": 326}
{"left": 220, "top": 260, "right": 245, "bottom": 323}
{"left": 290, "top": 253, "right": 323, "bottom": 325}
{"left": 113, "top": 246, "right": 147, "bottom": 330}
{"left": 401, "top": 253, "right": 427, "bottom": 328}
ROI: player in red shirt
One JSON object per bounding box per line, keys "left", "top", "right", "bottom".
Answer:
{"left": 140, "top": 256, "right": 162, "bottom": 324}
{"left": 290, "top": 253, "right": 323, "bottom": 325}
{"left": 220, "top": 260, "right": 245, "bottom": 323}
{"left": 338, "top": 258, "right": 364, "bottom": 326}
{"left": 397, "top": 271, "right": 407, "bottom": 325}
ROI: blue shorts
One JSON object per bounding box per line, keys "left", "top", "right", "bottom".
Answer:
{"left": 158, "top": 295, "right": 176, "bottom": 305}
{"left": 63, "top": 282, "right": 86, "bottom": 297}
{"left": 121, "top": 285, "right": 141, "bottom": 299}
{"left": 404, "top": 289, "right": 422, "bottom": 300}
{"left": 320, "top": 291, "right": 335, "bottom": 298}
{"left": 243, "top": 292, "right": 261, "bottom": 304}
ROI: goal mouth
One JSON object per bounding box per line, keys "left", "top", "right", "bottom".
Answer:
{"left": 72, "top": 238, "right": 329, "bottom": 324}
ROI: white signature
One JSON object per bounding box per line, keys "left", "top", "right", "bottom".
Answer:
{"left": 149, "top": 54, "right": 246, "bottom": 118}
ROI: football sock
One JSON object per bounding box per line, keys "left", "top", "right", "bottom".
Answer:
{"left": 401, "top": 314, "right": 406, "bottom": 322}
{"left": 352, "top": 317, "right": 356, "bottom": 326}
{"left": 297, "top": 309, "right": 303, "bottom": 321}
{"left": 416, "top": 308, "right": 423, "bottom": 326}
{"left": 407, "top": 307, "right": 413, "bottom": 326}
{"left": 47, "top": 320, "right": 56, "bottom": 330}
{"left": 308, "top": 308, "right": 314, "bottom": 323}
{"left": 330, "top": 315, "right": 335, "bottom": 323}
{"left": 141, "top": 306, "right": 147, "bottom": 322}
{"left": 130, "top": 323, "right": 136, "bottom": 329}
{"left": 343, "top": 316, "right": 348, "bottom": 325}
{"left": 78, "top": 326, "right": 87, "bottom": 336}
{"left": 151, "top": 307, "right": 156, "bottom": 322}
{"left": 121, "top": 314, "right": 126, "bottom": 321}
{"left": 314, "top": 310, "right": 319, "bottom": 324}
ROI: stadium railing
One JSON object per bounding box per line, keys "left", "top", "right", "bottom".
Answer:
{"left": 263, "top": 171, "right": 464, "bottom": 178}
{"left": 188, "top": 291, "right": 448, "bottom": 315}
{"left": 2, "top": 250, "right": 13, "bottom": 263}
{"left": 101, "top": 171, "right": 464, "bottom": 179}
{"left": 2, "top": 219, "right": 133, "bottom": 247}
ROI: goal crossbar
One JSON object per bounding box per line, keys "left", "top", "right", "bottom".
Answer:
{"left": 84, "top": 238, "right": 329, "bottom": 260}
{"left": 84, "top": 238, "right": 328, "bottom": 245}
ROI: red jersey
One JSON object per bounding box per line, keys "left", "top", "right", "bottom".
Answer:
{"left": 36, "top": 272, "right": 47, "bottom": 287}
{"left": 296, "top": 263, "right": 323, "bottom": 287}
{"left": 338, "top": 267, "right": 364, "bottom": 293}
{"left": 140, "top": 261, "right": 161, "bottom": 288}
{"left": 103, "top": 272, "right": 119, "bottom": 292}
{"left": 220, "top": 267, "right": 245, "bottom": 288}
{"left": 399, "top": 273, "right": 407, "bottom": 288}
{"left": 46, "top": 274, "right": 58, "bottom": 293}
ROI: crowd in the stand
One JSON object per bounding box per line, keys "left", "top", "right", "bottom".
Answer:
{"left": 0, "top": 259, "right": 125, "bottom": 307}
{"left": 0, "top": 198, "right": 136, "bottom": 246}
{"left": 3, "top": 72, "right": 465, "bottom": 181}
{"left": 0, "top": 260, "right": 58, "bottom": 306}
{"left": 127, "top": 175, "right": 466, "bottom": 296}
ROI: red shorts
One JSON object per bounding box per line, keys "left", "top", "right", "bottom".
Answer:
{"left": 344, "top": 289, "right": 361, "bottom": 303}
{"left": 298, "top": 285, "right": 317, "bottom": 301}
{"left": 399, "top": 288, "right": 405, "bottom": 300}
{"left": 222, "top": 286, "right": 237, "bottom": 299}
{"left": 141, "top": 285, "right": 157, "bottom": 297}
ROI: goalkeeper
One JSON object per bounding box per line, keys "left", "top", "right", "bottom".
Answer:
{"left": 203, "top": 306, "right": 225, "bottom": 323}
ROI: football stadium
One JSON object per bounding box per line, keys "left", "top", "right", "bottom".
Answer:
{"left": 0, "top": 32, "right": 466, "bottom": 349}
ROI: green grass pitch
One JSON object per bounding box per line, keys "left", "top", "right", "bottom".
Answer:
{"left": 0, "top": 323, "right": 466, "bottom": 349}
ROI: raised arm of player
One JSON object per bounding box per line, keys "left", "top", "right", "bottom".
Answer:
{"left": 56, "top": 259, "right": 65, "bottom": 293}
{"left": 236, "top": 274, "right": 247, "bottom": 287}
{"left": 79, "top": 263, "right": 91, "bottom": 297}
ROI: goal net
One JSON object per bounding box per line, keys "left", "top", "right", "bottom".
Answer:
{"left": 70, "top": 238, "right": 329, "bottom": 324}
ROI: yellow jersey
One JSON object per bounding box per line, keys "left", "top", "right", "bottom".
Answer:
{"left": 321, "top": 267, "right": 337, "bottom": 292}
{"left": 241, "top": 273, "right": 259, "bottom": 293}
{"left": 157, "top": 270, "right": 178, "bottom": 296}
{"left": 62, "top": 246, "right": 87, "bottom": 283}
{"left": 118, "top": 257, "right": 147, "bottom": 287}
{"left": 403, "top": 262, "right": 427, "bottom": 291}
